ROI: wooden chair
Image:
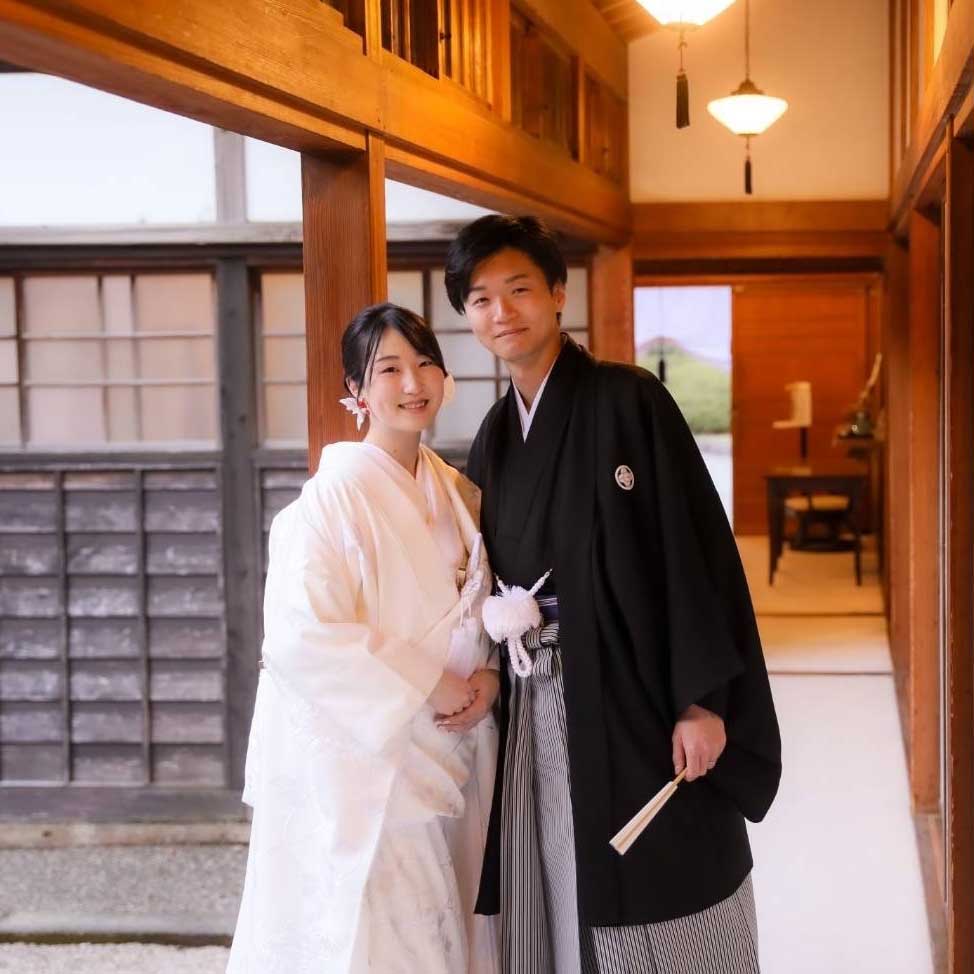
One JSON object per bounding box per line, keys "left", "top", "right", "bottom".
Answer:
{"left": 783, "top": 492, "right": 862, "bottom": 584}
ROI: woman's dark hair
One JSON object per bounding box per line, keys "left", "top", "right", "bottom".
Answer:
{"left": 341, "top": 302, "right": 447, "bottom": 395}
{"left": 444, "top": 214, "right": 568, "bottom": 314}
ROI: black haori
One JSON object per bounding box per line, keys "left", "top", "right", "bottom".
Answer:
{"left": 467, "top": 337, "right": 781, "bottom": 927}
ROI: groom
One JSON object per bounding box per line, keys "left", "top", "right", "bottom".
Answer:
{"left": 438, "top": 215, "right": 781, "bottom": 973}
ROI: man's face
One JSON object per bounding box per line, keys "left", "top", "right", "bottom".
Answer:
{"left": 461, "top": 247, "right": 565, "bottom": 366}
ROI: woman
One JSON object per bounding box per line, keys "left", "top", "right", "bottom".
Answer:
{"left": 227, "top": 304, "right": 501, "bottom": 974}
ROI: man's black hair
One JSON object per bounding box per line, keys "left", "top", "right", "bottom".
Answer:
{"left": 444, "top": 214, "right": 568, "bottom": 314}
{"left": 341, "top": 302, "right": 446, "bottom": 394}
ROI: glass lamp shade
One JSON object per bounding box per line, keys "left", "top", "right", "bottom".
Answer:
{"left": 636, "top": 0, "right": 736, "bottom": 28}
{"left": 707, "top": 78, "right": 788, "bottom": 136}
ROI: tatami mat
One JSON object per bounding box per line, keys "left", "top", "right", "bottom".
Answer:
{"left": 738, "top": 535, "right": 884, "bottom": 617}
{"left": 750, "top": 670, "right": 932, "bottom": 974}
{"left": 759, "top": 614, "right": 892, "bottom": 674}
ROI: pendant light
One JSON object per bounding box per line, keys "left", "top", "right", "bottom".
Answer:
{"left": 637, "top": 1, "right": 736, "bottom": 128}
{"left": 706, "top": 0, "right": 787, "bottom": 193}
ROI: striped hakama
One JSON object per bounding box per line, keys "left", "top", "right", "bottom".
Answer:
{"left": 500, "top": 617, "right": 761, "bottom": 974}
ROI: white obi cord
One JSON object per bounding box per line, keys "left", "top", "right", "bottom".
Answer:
{"left": 481, "top": 570, "right": 552, "bottom": 678}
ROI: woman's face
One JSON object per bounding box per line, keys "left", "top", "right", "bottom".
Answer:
{"left": 355, "top": 326, "right": 445, "bottom": 435}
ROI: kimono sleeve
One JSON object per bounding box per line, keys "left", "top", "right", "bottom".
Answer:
{"left": 260, "top": 492, "right": 443, "bottom": 756}
{"left": 644, "top": 377, "right": 781, "bottom": 821}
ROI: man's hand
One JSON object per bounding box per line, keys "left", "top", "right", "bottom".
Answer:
{"left": 436, "top": 668, "right": 500, "bottom": 732}
{"left": 428, "top": 670, "right": 475, "bottom": 717}
{"left": 672, "top": 704, "right": 726, "bottom": 781}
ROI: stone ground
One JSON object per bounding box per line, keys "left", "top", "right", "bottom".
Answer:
{"left": 0, "top": 845, "right": 245, "bottom": 972}
{"left": 0, "top": 943, "right": 229, "bottom": 973}
{"left": 0, "top": 846, "right": 246, "bottom": 919}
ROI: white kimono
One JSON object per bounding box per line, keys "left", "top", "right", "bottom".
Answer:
{"left": 227, "top": 442, "right": 500, "bottom": 974}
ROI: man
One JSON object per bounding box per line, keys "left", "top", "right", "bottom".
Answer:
{"left": 441, "top": 215, "right": 781, "bottom": 973}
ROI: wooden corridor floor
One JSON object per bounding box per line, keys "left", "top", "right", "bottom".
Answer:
{"left": 742, "top": 537, "right": 934, "bottom": 974}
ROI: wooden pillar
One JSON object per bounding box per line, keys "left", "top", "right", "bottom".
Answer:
{"left": 944, "top": 127, "right": 974, "bottom": 974}
{"left": 215, "top": 258, "right": 261, "bottom": 789}
{"left": 589, "top": 243, "right": 633, "bottom": 364}
{"left": 301, "top": 133, "right": 387, "bottom": 469}
{"left": 906, "top": 206, "right": 941, "bottom": 815}
{"left": 884, "top": 237, "right": 910, "bottom": 684}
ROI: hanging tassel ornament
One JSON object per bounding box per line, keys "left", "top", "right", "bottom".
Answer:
{"left": 675, "top": 31, "right": 690, "bottom": 129}
{"left": 707, "top": 0, "right": 787, "bottom": 196}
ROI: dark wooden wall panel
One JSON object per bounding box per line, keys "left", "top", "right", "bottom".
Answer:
{"left": 148, "top": 619, "right": 223, "bottom": 658}
{"left": 72, "top": 744, "right": 143, "bottom": 783}
{"left": 0, "top": 536, "right": 59, "bottom": 574}
{"left": 731, "top": 280, "right": 873, "bottom": 535}
{"left": 69, "top": 619, "right": 139, "bottom": 658}
{"left": 0, "top": 743, "right": 61, "bottom": 780}
{"left": 1, "top": 619, "right": 60, "bottom": 658}
{"left": 0, "top": 461, "right": 228, "bottom": 792}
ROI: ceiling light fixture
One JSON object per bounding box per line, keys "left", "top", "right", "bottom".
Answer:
{"left": 706, "top": 0, "right": 787, "bottom": 193}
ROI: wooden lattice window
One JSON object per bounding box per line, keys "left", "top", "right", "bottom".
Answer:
{"left": 1, "top": 272, "right": 218, "bottom": 449}
{"left": 440, "top": 0, "right": 490, "bottom": 102}
{"left": 510, "top": 7, "right": 577, "bottom": 158}
{"left": 585, "top": 72, "right": 627, "bottom": 186}
{"left": 254, "top": 265, "right": 591, "bottom": 451}
{"left": 382, "top": 0, "right": 442, "bottom": 77}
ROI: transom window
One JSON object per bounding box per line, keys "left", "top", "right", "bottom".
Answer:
{"left": 0, "top": 272, "right": 218, "bottom": 449}
{"left": 254, "top": 266, "right": 590, "bottom": 449}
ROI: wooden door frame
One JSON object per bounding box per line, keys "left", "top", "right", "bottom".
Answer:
{"left": 890, "top": 117, "right": 974, "bottom": 974}
{"left": 942, "top": 121, "right": 974, "bottom": 974}
{"left": 634, "top": 270, "right": 884, "bottom": 538}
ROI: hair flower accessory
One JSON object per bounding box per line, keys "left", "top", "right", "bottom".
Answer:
{"left": 339, "top": 397, "right": 368, "bottom": 430}
{"left": 442, "top": 373, "right": 456, "bottom": 406}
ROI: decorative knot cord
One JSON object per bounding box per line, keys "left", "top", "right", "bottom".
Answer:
{"left": 481, "top": 570, "right": 551, "bottom": 678}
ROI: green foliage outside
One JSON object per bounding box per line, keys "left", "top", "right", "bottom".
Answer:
{"left": 637, "top": 339, "right": 731, "bottom": 434}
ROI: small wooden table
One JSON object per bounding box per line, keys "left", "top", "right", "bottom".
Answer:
{"left": 765, "top": 463, "right": 869, "bottom": 585}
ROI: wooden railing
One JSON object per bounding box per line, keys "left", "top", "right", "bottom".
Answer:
{"left": 369, "top": 0, "right": 628, "bottom": 183}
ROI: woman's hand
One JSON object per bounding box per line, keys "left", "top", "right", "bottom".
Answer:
{"left": 428, "top": 670, "right": 476, "bottom": 717}
{"left": 672, "top": 704, "right": 726, "bottom": 781}
{"left": 436, "top": 668, "right": 500, "bottom": 732}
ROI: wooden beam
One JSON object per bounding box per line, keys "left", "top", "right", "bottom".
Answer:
{"left": 906, "top": 207, "right": 941, "bottom": 816}
{"left": 301, "top": 136, "right": 387, "bottom": 468}
{"left": 632, "top": 201, "right": 890, "bottom": 262}
{"left": 589, "top": 242, "right": 633, "bottom": 364}
{"left": 0, "top": 0, "right": 367, "bottom": 152}
{"left": 0, "top": 0, "right": 630, "bottom": 242}
{"left": 944, "top": 126, "right": 974, "bottom": 974}
{"left": 385, "top": 143, "right": 631, "bottom": 244}
{"left": 635, "top": 200, "right": 890, "bottom": 234}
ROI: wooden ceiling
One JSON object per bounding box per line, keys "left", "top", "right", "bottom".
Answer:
{"left": 590, "top": 0, "right": 660, "bottom": 41}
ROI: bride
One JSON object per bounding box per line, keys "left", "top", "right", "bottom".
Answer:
{"left": 227, "top": 303, "right": 501, "bottom": 974}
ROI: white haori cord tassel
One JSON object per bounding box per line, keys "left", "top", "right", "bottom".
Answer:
{"left": 481, "top": 570, "right": 551, "bottom": 678}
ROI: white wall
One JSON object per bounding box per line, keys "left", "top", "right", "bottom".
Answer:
{"left": 629, "top": 0, "right": 890, "bottom": 201}
{"left": 0, "top": 74, "right": 216, "bottom": 225}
